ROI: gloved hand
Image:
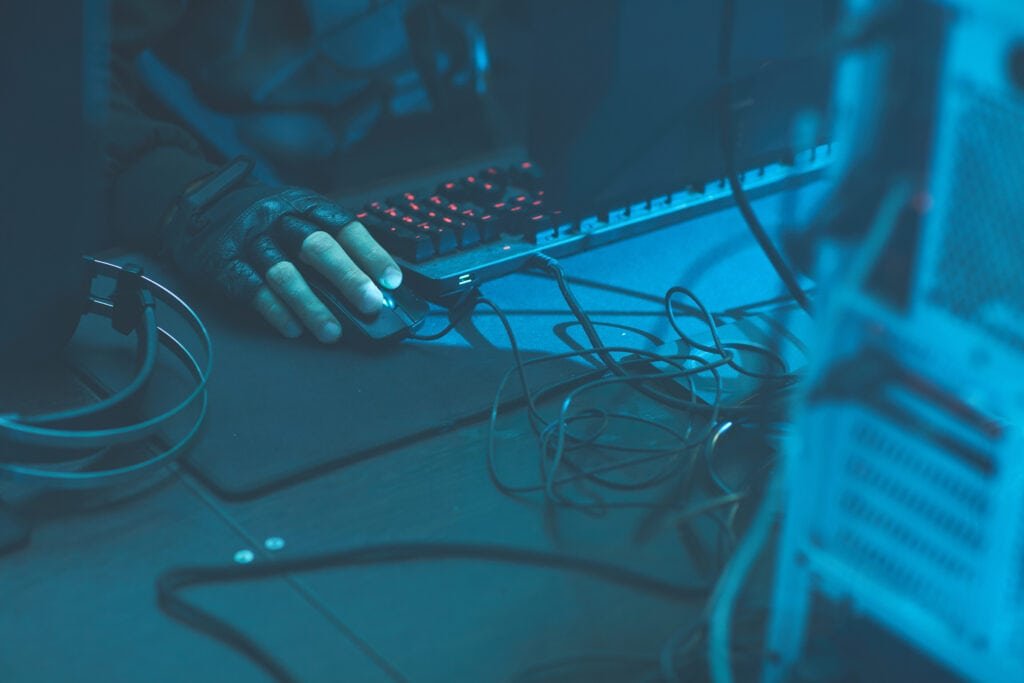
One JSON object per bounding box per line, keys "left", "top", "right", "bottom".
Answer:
{"left": 162, "top": 158, "right": 401, "bottom": 343}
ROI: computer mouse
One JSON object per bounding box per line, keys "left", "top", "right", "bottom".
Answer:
{"left": 298, "top": 266, "right": 429, "bottom": 345}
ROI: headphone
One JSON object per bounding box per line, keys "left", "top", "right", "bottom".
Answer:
{"left": 0, "top": 257, "right": 211, "bottom": 489}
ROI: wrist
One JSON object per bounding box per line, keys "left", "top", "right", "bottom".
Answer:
{"left": 111, "top": 147, "right": 220, "bottom": 253}
{"left": 161, "top": 158, "right": 281, "bottom": 259}
{"left": 161, "top": 173, "right": 215, "bottom": 228}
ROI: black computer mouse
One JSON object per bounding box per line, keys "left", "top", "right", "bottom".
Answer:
{"left": 298, "top": 266, "right": 429, "bottom": 345}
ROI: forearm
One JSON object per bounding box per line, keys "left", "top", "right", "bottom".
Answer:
{"left": 106, "top": 0, "right": 218, "bottom": 252}
{"left": 105, "top": 60, "right": 218, "bottom": 253}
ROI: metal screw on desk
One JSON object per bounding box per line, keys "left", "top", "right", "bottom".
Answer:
{"left": 233, "top": 549, "right": 255, "bottom": 564}
{"left": 264, "top": 537, "right": 285, "bottom": 552}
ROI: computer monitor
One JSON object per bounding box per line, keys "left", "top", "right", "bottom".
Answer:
{"left": 526, "top": 0, "right": 839, "bottom": 219}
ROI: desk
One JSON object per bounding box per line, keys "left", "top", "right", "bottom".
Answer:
{"left": 0, "top": 185, "right": 821, "bottom": 683}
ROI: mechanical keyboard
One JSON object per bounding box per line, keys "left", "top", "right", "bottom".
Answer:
{"left": 355, "top": 145, "right": 832, "bottom": 302}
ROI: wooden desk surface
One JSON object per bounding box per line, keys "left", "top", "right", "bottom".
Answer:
{"left": 2, "top": 413, "right": 713, "bottom": 683}
{"left": 0, "top": 186, "right": 819, "bottom": 682}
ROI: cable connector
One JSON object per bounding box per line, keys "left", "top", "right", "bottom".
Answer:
{"left": 111, "top": 263, "right": 154, "bottom": 335}
{"left": 527, "top": 253, "right": 560, "bottom": 271}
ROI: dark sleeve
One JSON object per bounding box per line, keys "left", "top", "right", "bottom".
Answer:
{"left": 106, "top": 0, "right": 219, "bottom": 252}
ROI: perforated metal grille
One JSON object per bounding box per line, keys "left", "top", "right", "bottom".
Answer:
{"left": 927, "top": 89, "right": 1024, "bottom": 352}
{"left": 826, "top": 413, "right": 992, "bottom": 629}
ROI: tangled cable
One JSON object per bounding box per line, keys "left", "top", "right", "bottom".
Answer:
{"left": 480, "top": 256, "right": 793, "bottom": 522}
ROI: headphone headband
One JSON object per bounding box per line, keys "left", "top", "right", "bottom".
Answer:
{"left": 0, "top": 258, "right": 212, "bottom": 488}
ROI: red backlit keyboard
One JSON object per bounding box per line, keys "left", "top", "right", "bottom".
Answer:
{"left": 357, "top": 148, "right": 831, "bottom": 302}
{"left": 355, "top": 162, "right": 557, "bottom": 265}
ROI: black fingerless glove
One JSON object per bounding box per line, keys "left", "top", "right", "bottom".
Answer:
{"left": 162, "top": 157, "right": 356, "bottom": 304}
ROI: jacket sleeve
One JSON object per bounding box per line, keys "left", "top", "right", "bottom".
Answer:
{"left": 105, "top": 0, "right": 219, "bottom": 252}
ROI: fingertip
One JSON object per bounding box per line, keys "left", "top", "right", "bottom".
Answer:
{"left": 380, "top": 265, "right": 403, "bottom": 290}
{"left": 283, "top": 321, "right": 303, "bottom": 339}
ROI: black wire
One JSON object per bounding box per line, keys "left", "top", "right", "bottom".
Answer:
{"left": 156, "top": 541, "right": 710, "bottom": 683}
{"left": 534, "top": 257, "right": 736, "bottom": 413}
{"left": 717, "top": 0, "right": 814, "bottom": 315}
{"left": 480, "top": 259, "right": 791, "bottom": 519}
{"left": 539, "top": 360, "right": 724, "bottom": 505}
{"left": 483, "top": 338, "right": 725, "bottom": 506}
{"left": 409, "top": 287, "right": 482, "bottom": 341}
{"left": 703, "top": 422, "right": 738, "bottom": 496}
{"left": 540, "top": 412, "right": 690, "bottom": 492}
{"left": 664, "top": 287, "right": 794, "bottom": 382}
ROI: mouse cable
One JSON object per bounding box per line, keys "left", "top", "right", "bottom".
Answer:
{"left": 156, "top": 541, "right": 710, "bottom": 683}
{"left": 409, "top": 286, "right": 483, "bottom": 341}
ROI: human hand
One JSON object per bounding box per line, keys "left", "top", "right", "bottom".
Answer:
{"left": 163, "top": 158, "right": 401, "bottom": 343}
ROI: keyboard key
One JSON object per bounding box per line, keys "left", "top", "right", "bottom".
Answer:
{"left": 364, "top": 201, "right": 389, "bottom": 218}
{"left": 455, "top": 221, "right": 481, "bottom": 249}
{"left": 459, "top": 175, "right": 504, "bottom": 204}
{"left": 509, "top": 161, "right": 543, "bottom": 192}
{"left": 375, "top": 225, "right": 435, "bottom": 263}
{"left": 459, "top": 207, "right": 482, "bottom": 222}
{"left": 431, "top": 199, "right": 459, "bottom": 217}
{"left": 402, "top": 200, "right": 433, "bottom": 220}
{"left": 436, "top": 180, "right": 469, "bottom": 201}
{"left": 481, "top": 166, "right": 508, "bottom": 189}
{"left": 476, "top": 213, "right": 502, "bottom": 242}
{"left": 504, "top": 203, "right": 528, "bottom": 230}
{"left": 458, "top": 176, "right": 482, "bottom": 201}
{"left": 425, "top": 195, "right": 461, "bottom": 218}
{"left": 387, "top": 191, "right": 418, "bottom": 205}
{"left": 355, "top": 212, "right": 396, "bottom": 239}
{"left": 416, "top": 222, "right": 458, "bottom": 255}
{"left": 521, "top": 213, "right": 557, "bottom": 242}
{"left": 478, "top": 181, "right": 503, "bottom": 203}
